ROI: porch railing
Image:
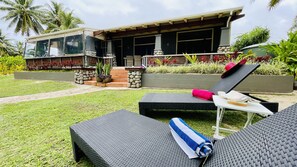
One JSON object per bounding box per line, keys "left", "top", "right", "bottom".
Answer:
{"left": 142, "top": 52, "right": 241, "bottom": 67}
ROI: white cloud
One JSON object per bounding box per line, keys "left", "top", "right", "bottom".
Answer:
{"left": 0, "top": 0, "right": 296, "bottom": 43}
{"left": 68, "top": 0, "right": 137, "bottom": 16}
{"left": 152, "top": 0, "right": 192, "bottom": 11}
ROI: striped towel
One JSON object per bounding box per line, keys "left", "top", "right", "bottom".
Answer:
{"left": 169, "top": 118, "right": 213, "bottom": 159}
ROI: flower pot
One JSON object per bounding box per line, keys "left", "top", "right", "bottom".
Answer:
{"left": 102, "top": 75, "right": 112, "bottom": 83}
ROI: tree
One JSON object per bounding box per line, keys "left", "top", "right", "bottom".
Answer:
{"left": 267, "top": 0, "right": 282, "bottom": 9}
{"left": 258, "top": 0, "right": 296, "bottom": 31}
{"left": 14, "top": 41, "right": 24, "bottom": 55}
{"left": 232, "top": 27, "right": 270, "bottom": 51}
{"left": 0, "top": 29, "right": 14, "bottom": 56}
{"left": 43, "top": 1, "right": 64, "bottom": 31}
{"left": 44, "top": 1, "right": 84, "bottom": 33}
{"left": 0, "top": 0, "right": 45, "bottom": 36}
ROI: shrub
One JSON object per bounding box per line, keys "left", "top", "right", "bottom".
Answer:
{"left": 232, "top": 27, "right": 270, "bottom": 51}
{"left": 265, "top": 30, "right": 297, "bottom": 79}
{"left": 146, "top": 62, "right": 287, "bottom": 76}
{"left": 0, "top": 55, "right": 25, "bottom": 75}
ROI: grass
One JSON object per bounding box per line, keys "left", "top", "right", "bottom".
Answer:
{"left": 0, "top": 75, "right": 75, "bottom": 98}
{"left": 0, "top": 88, "right": 262, "bottom": 166}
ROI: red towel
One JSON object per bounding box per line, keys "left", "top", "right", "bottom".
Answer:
{"left": 192, "top": 89, "right": 214, "bottom": 100}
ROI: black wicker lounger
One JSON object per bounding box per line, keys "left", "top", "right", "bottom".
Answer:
{"left": 139, "top": 64, "right": 279, "bottom": 116}
{"left": 70, "top": 104, "right": 297, "bottom": 166}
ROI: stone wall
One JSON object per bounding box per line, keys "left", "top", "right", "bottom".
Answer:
{"left": 128, "top": 71, "right": 142, "bottom": 88}
{"left": 74, "top": 70, "right": 95, "bottom": 84}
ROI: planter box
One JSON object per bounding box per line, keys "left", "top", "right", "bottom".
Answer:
{"left": 14, "top": 71, "right": 75, "bottom": 82}
{"left": 142, "top": 73, "right": 294, "bottom": 93}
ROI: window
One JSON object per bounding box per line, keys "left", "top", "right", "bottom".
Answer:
{"left": 86, "top": 36, "right": 100, "bottom": 56}
{"left": 49, "top": 37, "right": 64, "bottom": 57}
{"left": 134, "top": 36, "right": 155, "bottom": 56}
{"left": 36, "top": 40, "right": 49, "bottom": 57}
{"left": 65, "top": 35, "right": 83, "bottom": 54}
{"left": 24, "top": 42, "right": 36, "bottom": 58}
{"left": 177, "top": 29, "right": 213, "bottom": 54}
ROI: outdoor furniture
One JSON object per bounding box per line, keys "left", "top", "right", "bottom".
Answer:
{"left": 124, "top": 56, "right": 134, "bottom": 66}
{"left": 139, "top": 64, "right": 279, "bottom": 116}
{"left": 212, "top": 95, "right": 274, "bottom": 139}
{"left": 133, "top": 55, "right": 142, "bottom": 66}
{"left": 70, "top": 104, "right": 297, "bottom": 166}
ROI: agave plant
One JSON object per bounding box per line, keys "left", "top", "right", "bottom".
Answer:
{"left": 95, "top": 61, "right": 103, "bottom": 82}
{"left": 102, "top": 63, "right": 112, "bottom": 83}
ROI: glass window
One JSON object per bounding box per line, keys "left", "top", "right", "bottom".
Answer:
{"left": 36, "top": 40, "right": 49, "bottom": 57}
{"left": 86, "top": 36, "right": 101, "bottom": 56}
{"left": 86, "top": 36, "right": 96, "bottom": 51}
{"left": 49, "top": 37, "right": 64, "bottom": 57}
{"left": 65, "top": 35, "right": 83, "bottom": 54}
{"left": 24, "top": 42, "right": 36, "bottom": 58}
{"left": 178, "top": 30, "right": 212, "bottom": 41}
{"left": 134, "top": 36, "right": 155, "bottom": 56}
{"left": 177, "top": 29, "right": 213, "bottom": 54}
{"left": 135, "top": 36, "right": 155, "bottom": 45}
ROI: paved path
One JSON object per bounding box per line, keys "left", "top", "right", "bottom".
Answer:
{"left": 0, "top": 84, "right": 129, "bottom": 104}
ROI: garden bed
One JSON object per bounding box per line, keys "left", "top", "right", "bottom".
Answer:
{"left": 142, "top": 73, "right": 294, "bottom": 93}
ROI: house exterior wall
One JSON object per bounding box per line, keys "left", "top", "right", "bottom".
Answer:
{"left": 115, "top": 26, "right": 223, "bottom": 58}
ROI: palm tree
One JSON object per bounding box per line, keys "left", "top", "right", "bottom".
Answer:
{"left": 254, "top": 0, "right": 296, "bottom": 31}
{"left": 0, "top": 0, "right": 45, "bottom": 36}
{"left": 14, "top": 41, "right": 24, "bottom": 55}
{"left": 44, "top": 1, "right": 84, "bottom": 33}
{"left": 44, "top": 1, "right": 64, "bottom": 29}
{"left": 59, "top": 11, "right": 84, "bottom": 30}
{"left": 267, "top": 0, "right": 282, "bottom": 9}
{"left": 0, "top": 29, "right": 14, "bottom": 55}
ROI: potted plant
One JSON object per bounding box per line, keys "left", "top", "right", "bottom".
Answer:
{"left": 102, "top": 63, "right": 112, "bottom": 83}
{"left": 96, "top": 61, "right": 103, "bottom": 82}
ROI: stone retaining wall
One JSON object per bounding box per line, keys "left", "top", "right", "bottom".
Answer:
{"left": 74, "top": 70, "right": 95, "bottom": 84}
{"left": 128, "top": 71, "right": 142, "bottom": 88}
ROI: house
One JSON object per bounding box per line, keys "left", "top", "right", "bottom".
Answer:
{"left": 24, "top": 7, "right": 244, "bottom": 69}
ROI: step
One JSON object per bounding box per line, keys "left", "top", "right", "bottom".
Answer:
{"left": 110, "top": 71, "right": 128, "bottom": 76}
{"left": 84, "top": 80, "right": 97, "bottom": 86}
{"left": 107, "top": 82, "right": 129, "bottom": 87}
{"left": 97, "top": 82, "right": 128, "bottom": 87}
{"left": 112, "top": 78, "right": 128, "bottom": 82}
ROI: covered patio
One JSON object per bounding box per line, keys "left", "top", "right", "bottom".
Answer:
{"left": 24, "top": 7, "right": 244, "bottom": 69}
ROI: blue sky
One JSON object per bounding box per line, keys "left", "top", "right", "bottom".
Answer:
{"left": 0, "top": 0, "right": 296, "bottom": 44}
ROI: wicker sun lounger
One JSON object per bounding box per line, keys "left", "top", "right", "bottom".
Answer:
{"left": 139, "top": 64, "right": 279, "bottom": 116}
{"left": 70, "top": 104, "right": 297, "bottom": 166}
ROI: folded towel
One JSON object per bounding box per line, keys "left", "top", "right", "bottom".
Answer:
{"left": 192, "top": 89, "right": 214, "bottom": 100}
{"left": 169, "top": 118, "right": 213, "bottom": 159}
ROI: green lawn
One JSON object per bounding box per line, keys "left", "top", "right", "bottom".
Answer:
{"left": 0, "top": 88, "right": 259, "bottom": 166}
{"left": 0, "top": 75, "right": 75, "bottom": 98}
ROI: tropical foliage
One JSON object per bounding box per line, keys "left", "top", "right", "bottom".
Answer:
{"left": 43, "top": 1, "right": 84, "bottom": 33}
{"left": 0, "top": 55, "right": 25, "bottom": 75}
{"left": 265, "top": 31, "right": 297, "bottom": 79}
{"left": 0, "top": 29, "right": 14, "bottom": 55}
{"left": 232, "top": 27, "right": 270, "bottom": 51}
{"left": 184, "top": 53, "right": 198, "bottom": 64}
{"left": 0, "top": 0, "right": 45, "bottom": 36}
{"left": 146, "top": 61, "right": 286, "bottom": 76}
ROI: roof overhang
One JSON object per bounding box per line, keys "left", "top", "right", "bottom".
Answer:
{"left": 27, "top": 28, "right": 97, "bottom": 42}
{"left": 94, "top": 6, "right": 244, "bottom": 38}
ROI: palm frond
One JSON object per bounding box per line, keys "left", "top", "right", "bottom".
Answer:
{"left": 268, "top": 0, "right": 281, "bottom": 10}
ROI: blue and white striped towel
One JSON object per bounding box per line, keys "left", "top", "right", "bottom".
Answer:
{"left": 169, "top": 118, "right": 213, "bottom": 159}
